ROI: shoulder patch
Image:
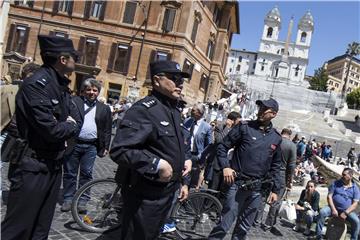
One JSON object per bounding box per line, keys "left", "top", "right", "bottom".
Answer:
{"left": 142, "top": 99, "right": 157, "bottom": 108}
{"left": 36, "top": 78, "right": 48, "bottom": 87}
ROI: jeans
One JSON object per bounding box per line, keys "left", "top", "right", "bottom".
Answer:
{"left": 296, "top": 210, "right": 315, "bottom": 228}
{"left": 316, "top": 205, "right": 360, "bottom": 240}
{"left": 208, "top": 183, "right": 262, "bottom": 240}
{"left": 63, "top": 143, "right": 97, "bottom": 203}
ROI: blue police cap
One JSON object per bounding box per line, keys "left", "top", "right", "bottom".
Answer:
{"left": 38, "top": 35, "right": 80, "bottom": 57}
{"left": 256, "top": 98, "right": 279, "bottom": 112}
{"left": 150, "top": 60, "right": 190, "bottom": 79}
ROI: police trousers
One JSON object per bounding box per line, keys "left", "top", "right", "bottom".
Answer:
{"left": 208, "top": 183, "right": 263, "bottom": 240}
{"left": 1, "top": 158, "right": 62, "bottom": 240}
{"left": 120, "top": 183, "right": 176, "bottom": 240}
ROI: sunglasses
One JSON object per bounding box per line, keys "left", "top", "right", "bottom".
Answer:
{"left": 157, "top": 73, "right": 184, "bottom": 85}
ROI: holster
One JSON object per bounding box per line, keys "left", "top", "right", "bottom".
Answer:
{"left": 7, "top": 138, "right": 28, "bottom": 165}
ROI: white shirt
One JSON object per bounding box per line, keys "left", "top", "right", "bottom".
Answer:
{"left": 191, "top": 118, "right": 204, "bottom": 152}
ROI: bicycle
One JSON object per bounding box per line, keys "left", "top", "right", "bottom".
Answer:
{"left": 71, "top": 178, "right": 122, "bottom": 233}
{"left": 71, "top": 177, "right": 222, "bottom": 237}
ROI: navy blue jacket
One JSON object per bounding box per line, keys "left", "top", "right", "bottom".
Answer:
{"left": 217, "top": 120, "right": 282, "bottom": 193}
{"left": 110, "top": 91, "right": 190, "bottom": 185}
{"left": 15, "top": 65, "right": 81, "bottom": 153}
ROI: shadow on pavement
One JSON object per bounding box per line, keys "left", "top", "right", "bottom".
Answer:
{"left": 338, "top": 120, "right": 360, "bottom": 133}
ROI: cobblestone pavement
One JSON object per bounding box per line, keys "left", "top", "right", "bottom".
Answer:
{"left": 1, "top": 156, "right": 309, "bottom": 240}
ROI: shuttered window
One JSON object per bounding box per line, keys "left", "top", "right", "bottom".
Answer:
{"left": 199, "top": 74, "right": 209, "bottom": 91}
{"left": 183, "top": 59, "right": 194, "bottom": 80}
{"left": 107, "top": 43, "right": 132, "bottom": 75}
{"left": 6, "top": 24, "right": 30, "bottom": 55}
{"left": 206, "top": 40, "right": 215, "bottom": 60}
{"left": 78, "top": 37, "right": 99, "bottom": 66}
{"left": 84, "top": 1, "right": 106, "bottom": 20}
{"left": 123, "top": 1, "right": 137, "bottom": 24}
{"left": 191, "top": 20, "right": 199, "bottom": 43}
{"left": 162, "top": 8, "right": 176, "bottom": 32}
{"left": 49, "top": 30, "right": 69, "bottom": 39}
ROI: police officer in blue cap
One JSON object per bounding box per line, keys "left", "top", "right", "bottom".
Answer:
{"left": 1, "top": 35, "right": 82, "bottom": 239}
{"left": 110, "top": 60, "right": 192, "bottom": 239}
{"left": 208, "top": 98, "right": 282, "bottom": 240}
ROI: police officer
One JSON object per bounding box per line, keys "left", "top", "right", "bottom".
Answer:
{"left": 1, "top": 35, "right": 81, "bottom": 240}
{"left": 208, "top": 98, "right": 282, "bottom": 240}
{"left": 110, "top": 60, "right": 192, "bottom": 240}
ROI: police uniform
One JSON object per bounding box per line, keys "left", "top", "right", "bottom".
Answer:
{"left": 209, "top": 99, "right": 282, "bottom": 240}
{"left": 1, "top": 36, "right": 81, "bottom": 240}
{"left": 110, "top": 61, "right": 190, "bottom": 240}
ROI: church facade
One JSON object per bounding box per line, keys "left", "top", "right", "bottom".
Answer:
{"left": 227, "top": 6, "right": 314, "bottom": 86}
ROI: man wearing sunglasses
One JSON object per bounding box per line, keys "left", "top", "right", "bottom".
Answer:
{"left": 110, "top": 60, "right": 192, "bottom": 239}
{"left": 209, "top": 98, "right": 282, "bottom": 240}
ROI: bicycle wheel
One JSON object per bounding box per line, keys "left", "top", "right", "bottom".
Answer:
{"left": 171, "top": 191, "right": 222, "bottom": 239}
{"left": 71, "top": 178, "right": 122, "bottom": 233}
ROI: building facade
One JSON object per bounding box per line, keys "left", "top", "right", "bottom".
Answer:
{"left": 2, "top": 0, "right": 239, "bottom": 103}
{"left": 325, "top": 54, "right": 360, "bottom": 93}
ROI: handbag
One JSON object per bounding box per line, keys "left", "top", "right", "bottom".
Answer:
{"left": 278, "top": 190, "right": 297, "bottom": 222}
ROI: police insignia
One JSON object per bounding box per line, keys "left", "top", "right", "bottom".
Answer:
{"left": 36, "top": 78, "right": 48, "bottom": 87}
{"left": 142, "top": 99, "right": 157, "bottom": 108}
{"left": 160, "top": 121, "right": 169, "bottom": 126}
{"left": 51, "top": 99, "right": 59, "bottom": 105}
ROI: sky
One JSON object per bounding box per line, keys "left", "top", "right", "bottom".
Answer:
{"left": 231, "top": 1, "right": 360, "bottom": 76}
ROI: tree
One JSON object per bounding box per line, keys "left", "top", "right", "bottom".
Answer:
{"left": 341, "top": 42, "right": 360, "bottom": 104}
{"left": 308, "top": 67, "right": 328, "bottom": 92}
{"left": 346, "top": 87, "right": 360, "bottom": 109}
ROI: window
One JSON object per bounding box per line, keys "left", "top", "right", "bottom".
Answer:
{"left": 231, "top": 59, "right": 234, "bottom": 63}
{"left": 206, "top": 40, "right": 215, "bottom": 60}
{"left": 350, "top": 80, "right": 354, "bottom": 84}
{"left": 92, "top": 1, "right": 103, "bottom": 17}
{"left": 162, "top": 8, "right": 176, "bottom": 32}
{"left": 253, "top": 63, "right": 256, "bottom": 69}
{"left": 355, "top": 82, "right": 359, "bottom": 87}
{"left": 267, "top": 27, "right": 273, "bottom": 38}
{"left": 78, "top": 37, "right": 99, "bottom": 66}
{"left": 261, "top": 66, "right": 264, "bottom": 71}
{"left": 5, "top": 24, "right": 30, "bottom": 55}
{"left": 183, "top": 59, "right": 194, "bottom": 79}
{"left": 156, "top": 51, "right": 170, "bottom": 61}
{"left": 199, "top": 74, "right": 209, "bottom": 91}
{"left": 238, "top": 56, "right": 242, "bottom": 62}
{"left": 58, "top": 0, "right": 73, "bottom": 13}
{"left": 49, "top": 30, "right": 69, "bottom": 39}
{"left": 335, "top": 83, "right": 339, "bottom": 88}
{"left": 236, "top": 65, "right": 241, "bottom": 72}
{"left": 107, "top": 43, "right": 132, "bottom": 74}
{"left": 123, "top": 1, "right": 137, "bottom": 24}
{"left": 84, "top": 1, "right": 107, "bottom": 20}
{"left": 14, "top": 0, "right": 34, "bottom": 8}
{"left": 213, "top": 4, "right": 221, "bottom": 26}
{"left": 300, "top": 32, "right": 307, "bottom": 43}
{"left": 229, "top": 68, "right": 232, "bottom": 72}
{"left": 254, "top": 55, "right": 257, "bottom": 60}
{"left": 191, "top": 19, "right": 199, "bottom": 43}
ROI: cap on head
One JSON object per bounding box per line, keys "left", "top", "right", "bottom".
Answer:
{"left": 255, "top": 98, "right": 279, "bottom": 112}
{"left": 150, "top": 60, "right": 190, "bottom": 79}
{"left": 38, "top": 35, "right": 80, "bottom": 57}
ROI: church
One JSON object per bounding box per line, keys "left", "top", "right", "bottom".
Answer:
{"left": 227, "top": 6, "right": 314, "bottom": 86}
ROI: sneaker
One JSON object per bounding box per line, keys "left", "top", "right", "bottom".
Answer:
{"left": 293, "top": 223, "right": 301, "bottom": 232}
{"left": 303, "top": 228, "right": 311, "bottom": 236}
{"left": 61, "top": 202, "right": 71, "bottom": 212}
{"left": 160, "top": 222, "right": 176, "bottom": 233}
